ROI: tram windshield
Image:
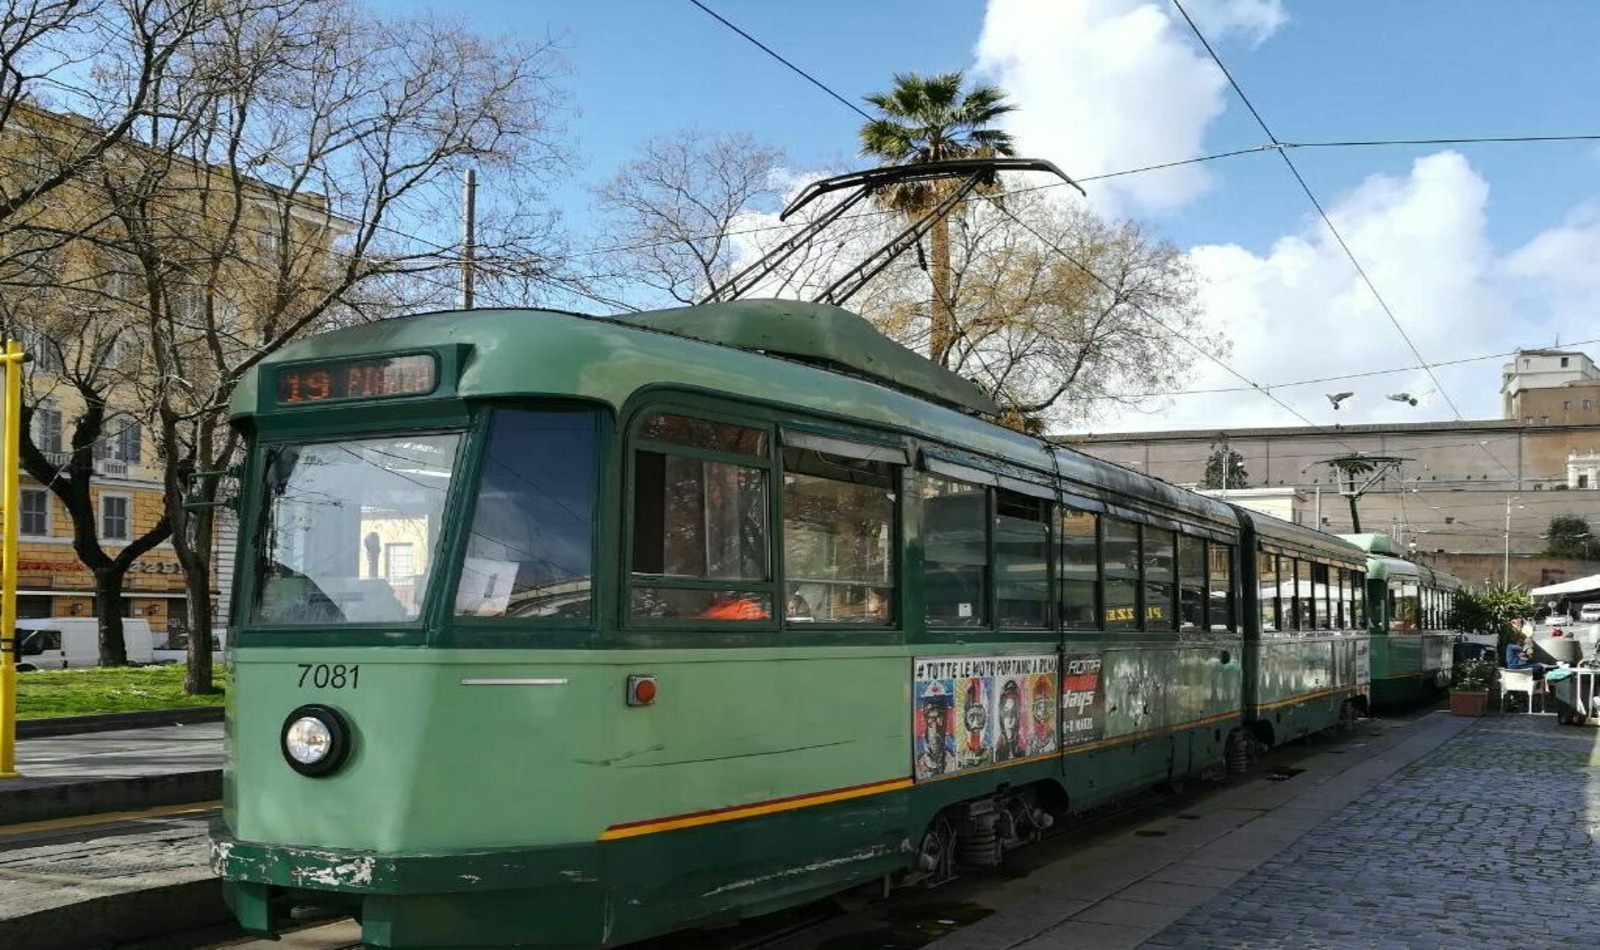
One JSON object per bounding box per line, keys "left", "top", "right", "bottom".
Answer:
{"left": 253, "top": 433, "right": 461, "bottom": 625}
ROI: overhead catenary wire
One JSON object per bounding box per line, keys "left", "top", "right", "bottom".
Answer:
{"left": 1166, "top": 0, "right": 1523, "bottom": 487}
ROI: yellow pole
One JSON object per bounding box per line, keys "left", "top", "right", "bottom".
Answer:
{"left": 2, "top": 340, "right": 23, "bottom": 778}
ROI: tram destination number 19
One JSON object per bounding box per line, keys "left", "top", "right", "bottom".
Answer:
{"left": 297, "top": 664, "right": 360, "bottom": 689}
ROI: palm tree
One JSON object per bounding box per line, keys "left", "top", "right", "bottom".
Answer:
{"left": 859, "top": 71, "right": 1017, "bottom": 367}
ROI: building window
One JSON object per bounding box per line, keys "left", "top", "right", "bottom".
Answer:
{"left": 1562, "top": 357, "right": 1570, "bottom": 367}
{"left": 1581, "top": 475, "right": 1591, "bottom": 489}
{"left": 17, "top": 327, "right": 63, "bottom": 374}
{"left": 1541, "top": 416, "right": 1550, "bottom": 425}
{"left": 1564, "top": 400, "right": 1573, "bottom": 411}
{"left": 100, "top": 495, "right": 130, "bottom": 540}
{"left": 385, "top": 543, "right": 415, "bottom": 584}
{"left": 1525, "top": 417, "right": 1533, "bottom": 425}
{"left": 1586, "top": 400, "right": 1593, "bottom": 411}
{"left": 20, "top": 488, "right": 49, "bottom": 536}
{"left": 32, "top": 405, "right": 62, "bottom": 455}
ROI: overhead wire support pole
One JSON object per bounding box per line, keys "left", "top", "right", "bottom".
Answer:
{"left": 2, "top": 341, "right": 25, "bottom": 778}
{"left": 462, "top": 168, "right": 477, "bottom": 309}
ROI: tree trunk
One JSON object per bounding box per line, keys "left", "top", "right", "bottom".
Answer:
{"left": 94, "top": 569, "right": 129, "bottom": 665}
{"left": 179, "top": 499, "right": 219, "bottom": 695}
{"left": 1348, "top": 495, "right": 1362, "bottom": 533}
{"left": 930, "top": 213, "right": 953, "bottom": 368}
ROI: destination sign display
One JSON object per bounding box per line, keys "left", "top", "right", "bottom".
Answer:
{"left": 276, "top": 354, "right": 437, "bottom": 405}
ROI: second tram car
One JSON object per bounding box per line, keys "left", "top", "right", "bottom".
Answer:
{"left": 1342, "top": 533, "right": 1465, "bottom": 708}
{"left": 213, "top": 300, "right": 1388, "bottom": 948}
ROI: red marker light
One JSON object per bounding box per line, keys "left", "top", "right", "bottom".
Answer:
{"left": 627, "top": 675, "right": 657, "bottom": 707}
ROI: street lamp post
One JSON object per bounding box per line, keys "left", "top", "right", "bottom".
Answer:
{"left": 1503, "top": 495, "right": 1525, "bottom": 588}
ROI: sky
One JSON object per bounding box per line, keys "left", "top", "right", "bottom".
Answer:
{"left": 374, "top": 0, "right": 1600, "bottom": 434}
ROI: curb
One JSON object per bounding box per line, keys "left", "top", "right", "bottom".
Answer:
{"left": 0, "top": 769, "right": 222, "bottom": 825}
{"left": 17, "top": 706, "right": 224, "bottom": 738}
{"left": 0, "top": 877, "right": 230, "bottom": 950}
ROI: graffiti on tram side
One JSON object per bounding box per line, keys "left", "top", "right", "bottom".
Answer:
{"left": 1061, "top": 653, "right": 1107, "bottom": 748}
{"left": 913, "top": 654, "right": 1058, "bottom": 781}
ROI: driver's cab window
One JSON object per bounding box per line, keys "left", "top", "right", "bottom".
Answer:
{"left": 454, "top": 409, "right": 600, "bottom": 620}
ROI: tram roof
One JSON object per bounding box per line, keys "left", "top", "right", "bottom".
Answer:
{"left": 233, "top": 303, "right": 1240, "bottom": 532}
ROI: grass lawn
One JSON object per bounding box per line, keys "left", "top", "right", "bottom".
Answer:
{"left": 13, "top": 665, "right": 227, "bottom": 719}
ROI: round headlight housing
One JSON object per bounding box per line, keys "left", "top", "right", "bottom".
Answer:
{"left": 280, "top": 704, "right": 351, "bottom": 777}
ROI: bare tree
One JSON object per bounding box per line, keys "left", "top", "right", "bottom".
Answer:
{"left": 85, "top": 0, "right": 575, "bottom": 693}
{"left": 591, "top": 131, "right": 788, "bottom": 308}
{"left": 863, "top": 192, "right": 1222, "bottom": 429}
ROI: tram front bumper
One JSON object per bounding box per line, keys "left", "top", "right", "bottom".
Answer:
{"left": 211, "top": 824, "right": 605, "bottom": 947}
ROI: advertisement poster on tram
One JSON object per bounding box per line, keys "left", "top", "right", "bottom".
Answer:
{"left": 1061, "top": 653, "right": 1106, "bottom": 748}
{"left": 913, "top": 654, "right": 1058, "bottom": 781}
{"left": 1356, "top": 637, "right": 1371, "bottom": 686}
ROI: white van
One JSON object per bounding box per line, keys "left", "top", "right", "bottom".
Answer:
{"left": 12, "top": 618, "right": 155, "bottom": 671}
{"left": 151, "top": 629, "right": 226, "bottom": 665}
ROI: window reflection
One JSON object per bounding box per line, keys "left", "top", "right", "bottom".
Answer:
{"left": 454, "top": 411, "right": 597, "bottom": 619}
{"left": 783, "top": 448, "right": 895, "bottom": 625}
{"left": 922, "top": 476, "right": 987, "bottom": 627}
{"left": 256, "top": 433, "right": 459, "bottom": 625}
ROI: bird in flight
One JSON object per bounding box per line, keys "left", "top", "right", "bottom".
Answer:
{"left": 1386, "top": 392, "right": 1420, "bottom": 406}
{"left": 1327, "top": 392, "right": 1355, "bottom": 410}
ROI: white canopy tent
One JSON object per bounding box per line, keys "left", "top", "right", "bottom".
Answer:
{"left": 1529, "top": 575, "right": 1600, "bottom": 599}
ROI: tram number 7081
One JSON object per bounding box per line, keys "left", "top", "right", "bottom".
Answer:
{"left": 296, "top": 663, "right": 360, "bottom": 689}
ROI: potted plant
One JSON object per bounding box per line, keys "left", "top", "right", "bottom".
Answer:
{"left": 1449, "top": 653, "right": 1498, "bottom": 716}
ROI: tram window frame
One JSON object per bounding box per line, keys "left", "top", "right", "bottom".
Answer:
{"left": 625, "top": 410, "right": 777, "bottom": 625}
{"left": 780, "top": 441, "right": 898, "bottom": 627}
{"left": 1178, "top": 534, "right": 1207, "bottom": 632}
{"left": 1312, "top": 562, "right": 1331, "bottom": 631}
{"left": 1059, "top": 507, "right": 1101, "bottom": 629}
{"left": 994, "top": 488, "right": 1051, "bottom": 629}
{"left": 1259, "top": 549, "right": 1280, "bottom": 632}
{"left": 1101, "top": 516, "right": 1141, "bottom": 631}
{"left": 451, "top": 406, "right": 603, "bottom": 625}
{"left": 1210, "top": 542, "right": 1235, "bottom": 631}
{"left": 920, "top": 473, "right": 991, "bottom": 628}
{"left": 1143, "top": 528, "right": 1177, "bottom": 631}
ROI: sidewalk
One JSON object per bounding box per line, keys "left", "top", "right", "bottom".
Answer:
{"left": 925, "top": 711, "right": 1600, "bottom": 950}
{"left": 0, "top": 723, "right": 228, "bottom": 949}
{"left": 2, "top": 721, "right": 223, "bottom": 824}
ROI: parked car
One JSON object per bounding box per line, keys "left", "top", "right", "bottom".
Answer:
{"left": 11, "top": 618, "right": 155, "bottom": 671}
{"left": 1579, "top": 603, "right": 1600, "bottom": 623}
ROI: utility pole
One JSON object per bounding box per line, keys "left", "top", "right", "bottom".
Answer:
{"left": 461, "top": 168, "right": 477, "bottom": 309}
{"left": 2, "top": 341, "right": 25, "bottom": 778}
{"left": 1503, "top": 494, "right": 1522, "bottom": 588}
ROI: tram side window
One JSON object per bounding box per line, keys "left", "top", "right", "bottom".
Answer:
{"left": 1391, "top": 580, "right": 1419, "bottom": 631}
{"left": 782, "top": 446, "right": 895, "bottom": 625}
{"left": 1210, "top": 542, "right": 1234, "bottom": 631}
{"left": 1145, "top": 529, "right": 1176, "bottom": 630}
{"left": 1060, "top": 509, "right": 1099, "bottom": 628}
{"left": 1178, "top": 534, "right": 1206, "bottom": 630}
{"left": 454, "top": 410, "right": 598, "bottom": 620}
{"left": 630, "top": 413, "right": 772, "bottom": 621}
{"left": 1312, "top": 563, "right": 1330, "bottom": 631}
{"left": 1258, "top": 551, "right": 1279, "bottom": 632}
{"left": 1351, "top": 573, "right": 1365, "bottom": 629}
{"left": 922, "top": 475, "right": 988, "bottom": 627}
{"left": 1102, "top": 517, "right": 1140, "bottom": 630}
{"left": 1291, "top": 557, "right": 1307, "bottom": 629}
{"left": 995, "top": 489, "right": 1049, "bottom": 628}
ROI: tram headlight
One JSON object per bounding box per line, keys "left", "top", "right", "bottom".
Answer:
{"left": 280, "top": 704, "right": 352, "bottom": 777}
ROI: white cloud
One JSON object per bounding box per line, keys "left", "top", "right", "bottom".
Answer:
{"left": 1085, "top": 152, "right": 1534, "bottom": 434}
{"left": 973, "top": 0, "right": 1288, "bottom": 215}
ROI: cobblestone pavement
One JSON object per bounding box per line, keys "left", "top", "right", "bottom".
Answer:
{"left": 1146, "top": 715, "right": 1600, "bottom": 949}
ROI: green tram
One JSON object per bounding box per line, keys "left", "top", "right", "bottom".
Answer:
{"left": 212, "top": 300, "right": 1374, "bottom": 948}
{"left": 1342, "top": 534, "right": 1464, "bottom": 707}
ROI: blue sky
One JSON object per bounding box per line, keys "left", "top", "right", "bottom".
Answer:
{"left": 376, "top": 1, "right": 1600, "bottom": 431}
